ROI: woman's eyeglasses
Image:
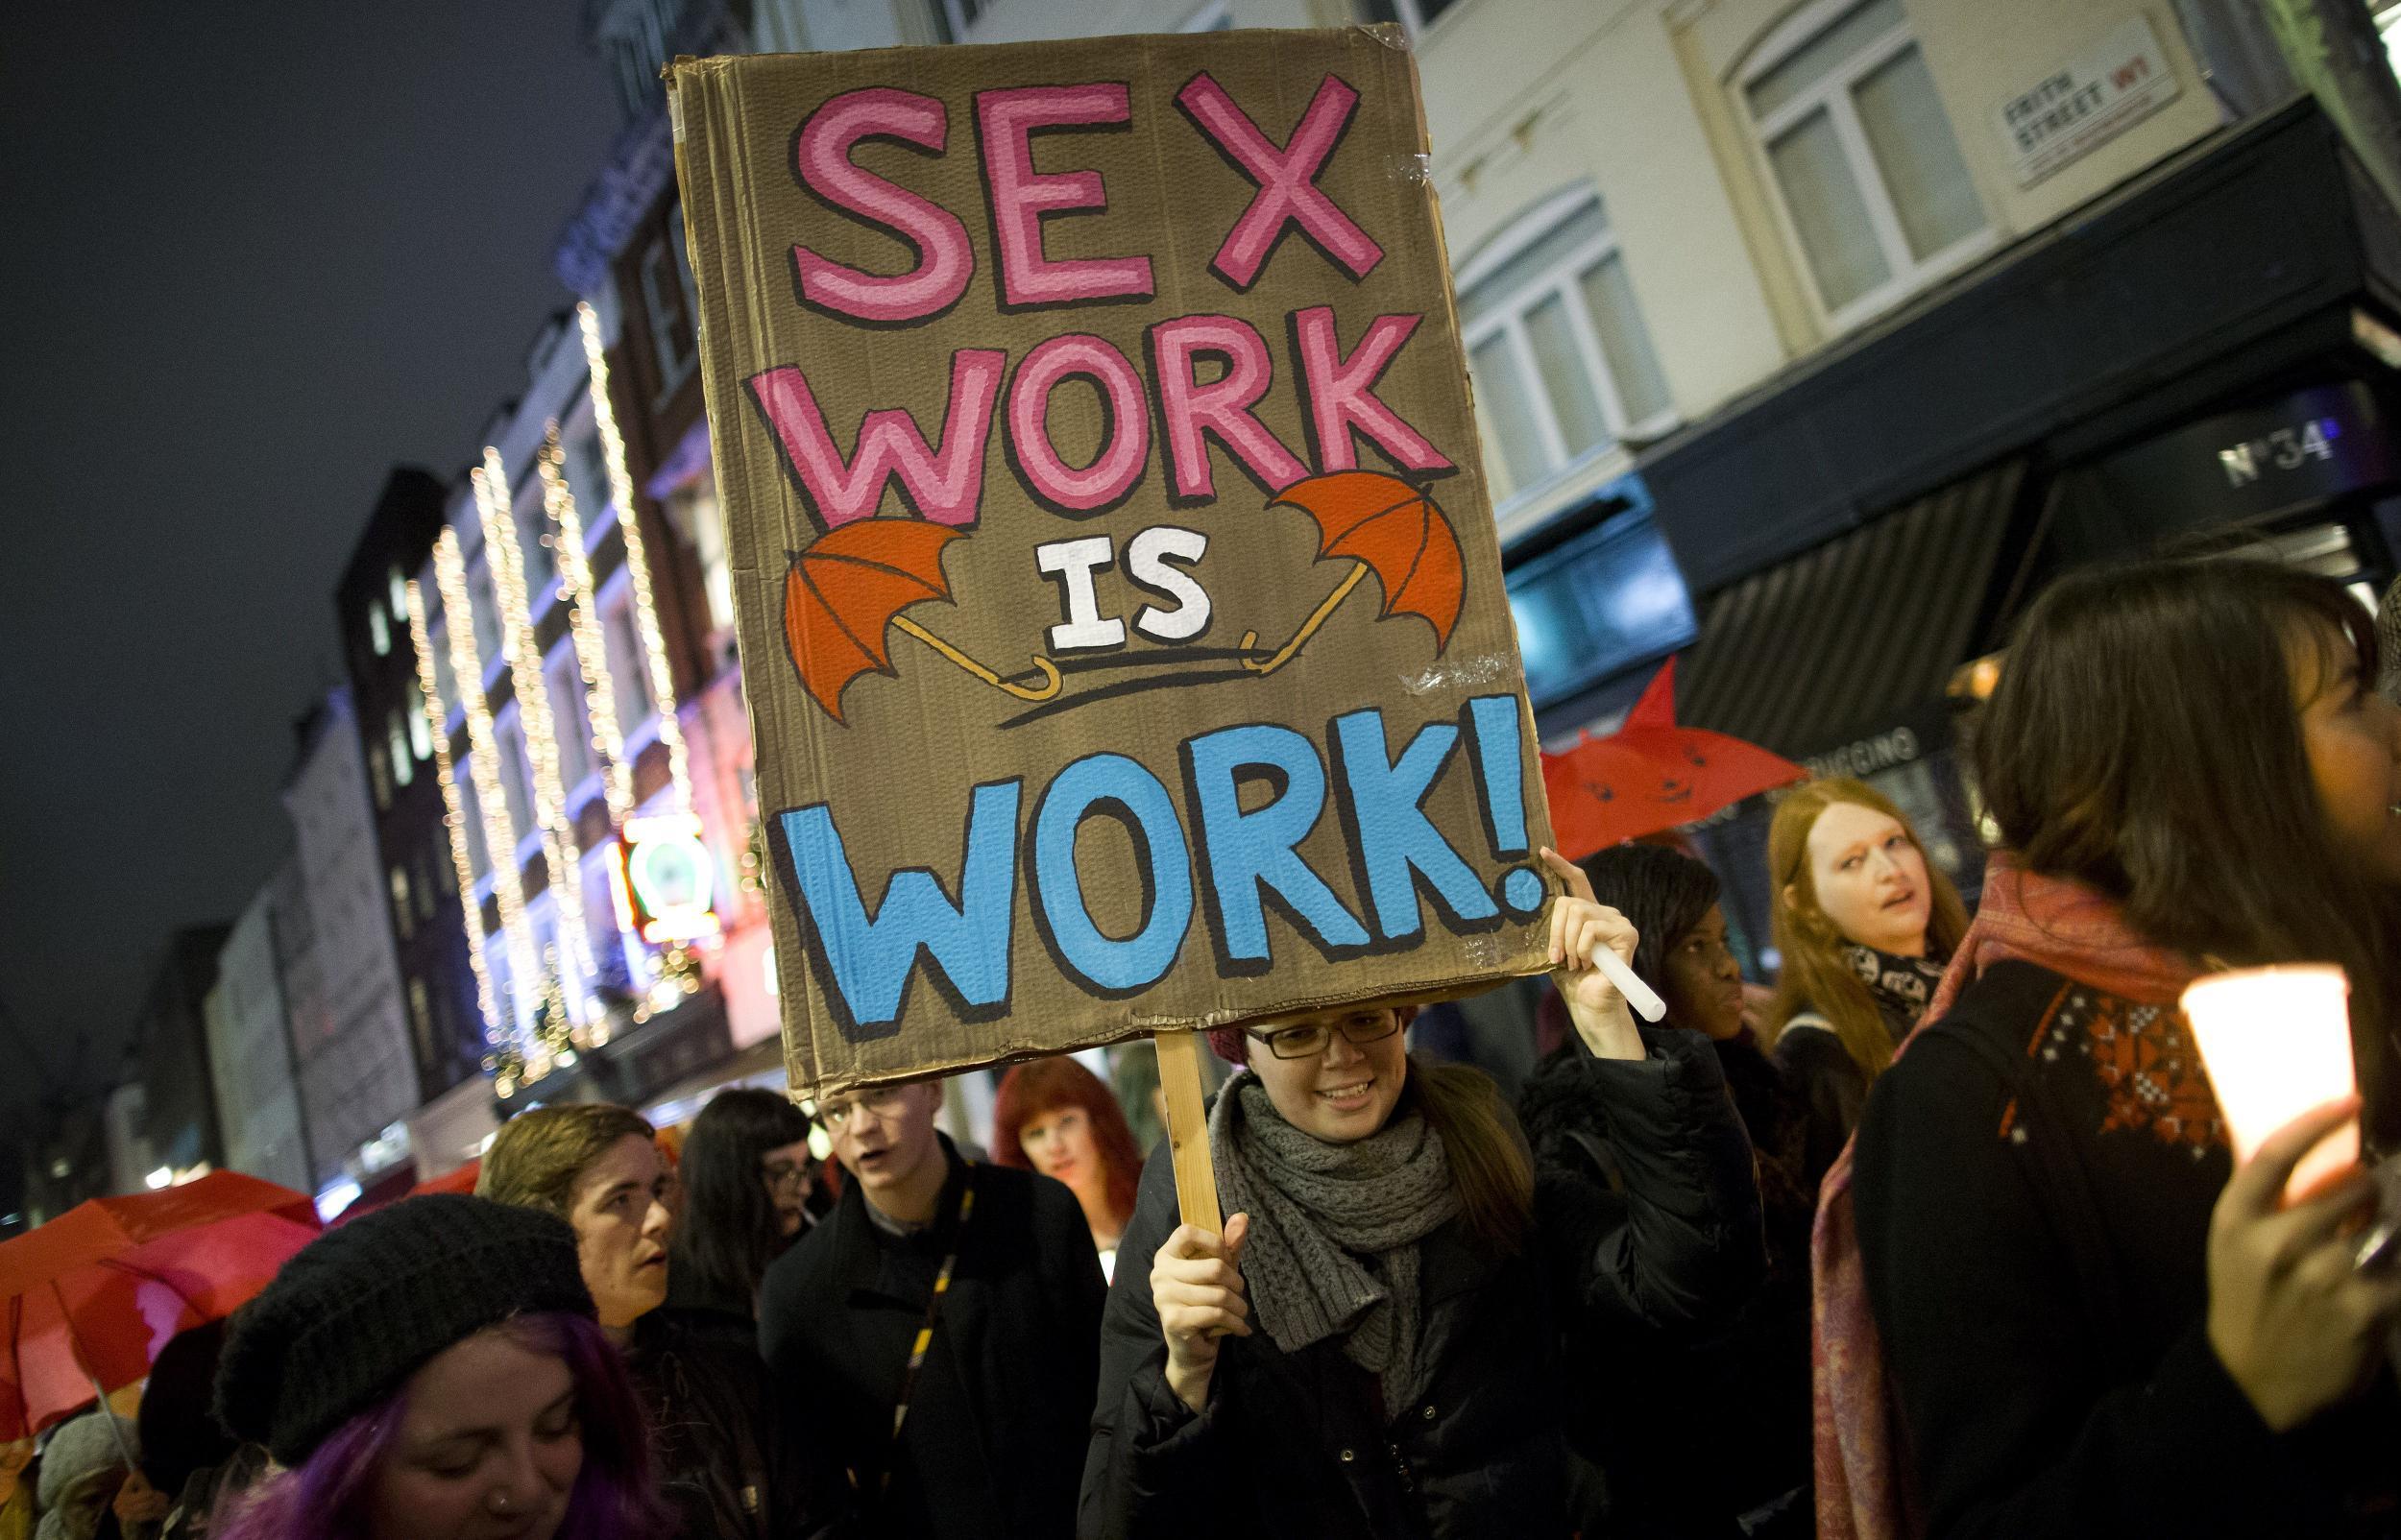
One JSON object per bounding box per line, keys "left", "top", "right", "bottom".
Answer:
{"left": 1242, "top": 1011, "right": 1400, "bottom": 1060}
{"left": 760, "top": 1160, "right": 811, "bottom": 1192}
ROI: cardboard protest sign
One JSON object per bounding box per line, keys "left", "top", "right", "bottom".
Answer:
{"left": 670, "top": 26, "right": 1555, "bottom": 1096}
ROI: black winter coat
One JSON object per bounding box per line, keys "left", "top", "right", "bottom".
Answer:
{"left": 1081, "top": 1041, "right": 1762, "bottom": 1540}
{"left": 759, "top": 1139, "right": 1106, "bottom": 1540}
{"left": 1772, "top": 1022, "right": 1871, "bottom": 1191}
{"left": 1855, "top": 961, "right": 2401, "bottom": 1537}
{"left": 626, "top": 1309, "right": 849, "bottom": 1540}
{"left": 1516, "top": 1026, "right": 1774, "bottom": 1537}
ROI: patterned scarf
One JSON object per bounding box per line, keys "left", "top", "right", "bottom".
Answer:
{"left": 1809, "top": 853, "right": 2201, "bottom": 1540}
{"left": 1842, "top": 944, "right": 1950, "bottom": 1046}
{"left": 1209, "top": 1075, "right": 1461, "bottom": 1417}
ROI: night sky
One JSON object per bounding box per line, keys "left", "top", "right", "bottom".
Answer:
{"left": 0, "top": 7, "right": 622, "bottom": 1127}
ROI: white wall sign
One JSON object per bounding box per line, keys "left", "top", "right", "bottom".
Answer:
{"left": 1994, "top": 16, "right": 2182, "bottom": 188}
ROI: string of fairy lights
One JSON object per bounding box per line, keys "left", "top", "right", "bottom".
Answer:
{"left": 578, "top": 300, "right": 694, "bottom": 811}
{"left": 474, "top": 448, "right": 602, "bottom": 1051}
{"left": 432, "top": 525, "right": 542, "bottom": 1087}
{"left": 402, "top": 576, "right": 500, "bottom": 1043}
{"left": 401, "top": 304, "right": 719, "bottom": 1095}
{"left": 538, "top": 421, "right": 634, "bottom": 826}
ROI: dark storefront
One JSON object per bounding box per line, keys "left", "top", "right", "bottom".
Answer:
{"left": 1515, "top": 97, "right": 2401, "bottom": 963}
{"left": 1505, "top": 472, "right": 1697, "bottom": 747}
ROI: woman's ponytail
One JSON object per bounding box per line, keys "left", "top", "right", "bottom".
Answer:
{"left": 1411, "top": 1057, "right": 1534, "bottom": 1256}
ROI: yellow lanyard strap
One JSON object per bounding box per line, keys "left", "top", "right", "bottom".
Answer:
{"left": 877, "top": 1160, "right": 976, "bottom": 1497}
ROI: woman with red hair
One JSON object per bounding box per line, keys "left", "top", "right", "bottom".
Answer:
{"left": 993, "top": 1057, "right": 1144, "bottom": 1279}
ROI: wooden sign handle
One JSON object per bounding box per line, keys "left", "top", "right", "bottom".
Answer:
{"left": 1153, "top": 1028, "right": 1223, "bottom": 1234}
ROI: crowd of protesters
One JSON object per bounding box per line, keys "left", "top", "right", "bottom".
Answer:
{"left": 8, "top": 554, "right": 2400, "bottom": 1539}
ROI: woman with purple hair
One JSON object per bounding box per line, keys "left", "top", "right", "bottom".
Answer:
{"left": 208, "top": 1193, "right": 671, "bottom": 1540}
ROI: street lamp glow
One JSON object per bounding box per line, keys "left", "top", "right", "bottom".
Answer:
{"left": 145, "top": 1167, "right": 173, "bottom": 1191}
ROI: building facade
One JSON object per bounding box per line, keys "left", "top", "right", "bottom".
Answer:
{"left": 376, "top": 0, "right": 840, "bottom": 1129}
{"left": 282, "top": 688, "right": 423, "bottom": 1194}
{"left": 202, "top": 866, "right": 315, "bottom": 1192}
{"left": 127, "top": 925, "right": 232, "bottom": 1186}
{"left": 400, "top": 289, "right": 753, "bottom": 1121}
{"left": 336, "top": 467, "right": 488, "bottom": 1105}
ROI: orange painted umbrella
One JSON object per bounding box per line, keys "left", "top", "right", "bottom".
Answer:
{"left": 783, "top": 519, "right": 1061, "bottom": 723}
{"left": 1241, "top": 471, "right": 1464, "bottom": 675}
{"left": 0, "top": 1172, "right": 321, "bottom": 1440}
{"left": 1541, "top": 659, "right": 1807, "bottom": 859}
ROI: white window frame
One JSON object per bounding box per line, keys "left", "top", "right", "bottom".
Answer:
{"left": 494, "top": 703, "right": 543, "bottom": 869}
{"left": 465, "top": 541, "right": 512, "bottom": 694}
{"left": 515, "top": 467, "right": 560, "bottom": 615}
{"left": 938, "top": 0, "right": 987, "bottom": 41}
{"left": 563, "top": 397, "right": 617, "bottom": 544}
{"left": 545, "top": 636, "right": 602, "bottom": 809}
{"left": 390, "top": 865, "right": 415, "bottom": 941}
{"left": 456, "top": 762, "right": 493, "bottom": 886}
{"left": 527, "top": 895, "right": 564, "bottom": 1008}
{"left": 1454, "top": 187, "right": 1678, "bottom": 517}
{"left": 641, "top": 218, "right": 698, "bottom": 406}
{"left": 1737, "top": 0, "right": 1995, "bottom": 332}
{"left": 387, "top": 710, "right": 415, "bottom": 789}
{"left": 404, "top": 680, "right": 433, "bottom": 761}
{"left": 597, "top": 568, "right": 659, "bottom": 746}
{"left": 1359, "top": 0, "right": 1467, "bottom": 38}
{"left": 406, "top": 975, "right": 432, "bottom": 1057}
{"left": 427, "top": 614, "right": 468, "bottom": 741}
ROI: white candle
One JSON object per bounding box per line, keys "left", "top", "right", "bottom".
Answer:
{"left": 2181, "top": 965, "right": 2360, "bottom": 1200}
{"left": 1588, "top": 943, "right": 1667, "bottom": 1023}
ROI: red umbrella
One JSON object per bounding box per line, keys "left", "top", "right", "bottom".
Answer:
{"left": 0, "top": 1172, "right": 321, "bottom": 1440}
{"left": 1540, "top": 659, "right": 1807, "bottom": 859}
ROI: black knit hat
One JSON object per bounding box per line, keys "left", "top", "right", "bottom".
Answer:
{"left": 214, "top": 1194, "right": 594, "bottom": 1465}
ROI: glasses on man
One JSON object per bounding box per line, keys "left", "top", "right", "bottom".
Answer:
{"left": 1243, "top": 1010, "right": 1400, "bottom": 1060}
{"left": 813, "top": 1084, "right": 909, "bottom": 1131}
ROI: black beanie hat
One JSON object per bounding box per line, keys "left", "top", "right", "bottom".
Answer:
{"left": 214, "top": 1193, "right": 594, "bottom": 1466}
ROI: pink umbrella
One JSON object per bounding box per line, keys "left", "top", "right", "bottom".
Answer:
{"left": 0, "top": 1171, "right": 320, "bottom": 1440}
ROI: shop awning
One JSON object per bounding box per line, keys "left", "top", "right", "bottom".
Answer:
{"left": 1676, "top": 459, "right": 2025, "bottom": 759}
{"left": 1637, "top": 98, "right": 2401, "bottom": 595}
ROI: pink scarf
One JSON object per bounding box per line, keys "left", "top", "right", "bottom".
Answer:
{"left": 1808, "top": 853, "right": 2200, "bottom": 1540}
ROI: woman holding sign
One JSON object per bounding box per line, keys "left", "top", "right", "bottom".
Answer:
{"left": 1078, "top": 864, "right": 1762, "bottom": 1538}
{"left": 1831, "top": 560, "right": 2401, "bottom": 1537}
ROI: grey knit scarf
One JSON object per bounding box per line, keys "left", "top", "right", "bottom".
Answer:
{"left": 1209, "top": 1074, "right": 1460, "bottom": 1415}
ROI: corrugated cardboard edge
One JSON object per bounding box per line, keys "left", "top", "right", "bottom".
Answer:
{"left": 667, "top": 53, "right": 825, "bottom": 1104}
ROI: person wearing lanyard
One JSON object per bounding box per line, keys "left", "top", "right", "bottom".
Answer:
{"left": 760, "top": 1078, "right": 1107, "bottom": 1540}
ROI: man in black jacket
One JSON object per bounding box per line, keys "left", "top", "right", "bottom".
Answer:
{"left": 761, "top": 1078, "right": 1107, "bottom": 1540}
